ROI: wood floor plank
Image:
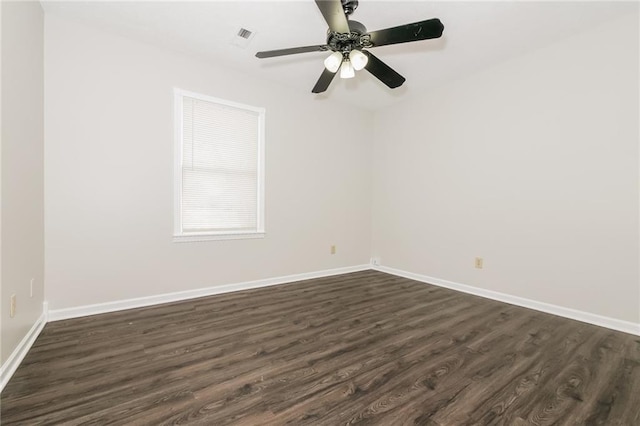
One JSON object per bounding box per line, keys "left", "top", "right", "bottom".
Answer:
{"left": 2, "top": 271, "right": 639, "bottom": 425}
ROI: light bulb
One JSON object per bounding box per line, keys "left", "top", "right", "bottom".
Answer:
{"left": 323, "top": 51, "right": 343, "bottom": 73}
{"left": 340, "top": 59, "right": 355, "bottom": 79}
{"left": 349, "top": 49, "right": 368, "bottom": 71}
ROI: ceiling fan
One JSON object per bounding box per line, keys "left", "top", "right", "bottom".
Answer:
{"left": 255, "top": 0, "right": 444, "bottom": 94}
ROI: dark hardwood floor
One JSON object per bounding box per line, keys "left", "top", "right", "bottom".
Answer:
{"left": 2, "top": 270, "right": 639, "bottom": 425}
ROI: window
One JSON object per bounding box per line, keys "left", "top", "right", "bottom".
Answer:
{"left": 173, "top": 89, "right": 265, "bottom": 242}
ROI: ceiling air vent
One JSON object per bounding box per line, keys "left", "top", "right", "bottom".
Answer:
{"left": 231, "top": 27, "right": 255, "bottom": 48}
{"left": 237, "top": 28, "right": 252, "bottom": 39}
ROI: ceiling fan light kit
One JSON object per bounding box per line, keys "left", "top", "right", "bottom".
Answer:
{"left": 348, "top": 49, "right": 368, "bottom": 71}
{"left": 340, "top": 58, "right": 355, "bottom": 79}
{"left": 255, "top": 0, "right": 444, "bottom": 94}
{"left": 324, "top": 51, "right": 343, "bottom": 73}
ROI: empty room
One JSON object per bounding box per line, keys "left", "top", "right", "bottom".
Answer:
{"left": 1, "top": 0, "right": 639, "bottom": 424}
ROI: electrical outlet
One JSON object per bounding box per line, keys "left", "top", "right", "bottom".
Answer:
{"left": 10, "top": 294, "right": 16, "bottom": 318}
{"left": 330, "top": 245, "right": 336, "bottom": 255}
{"left": 475, "top": 257, "right": 484, "bottom": 269}
{"left": 30, "top": 278, "right": 34, "bottom": 298}
{"left": 371, "top": 257, "right": 381, "bottom": 266}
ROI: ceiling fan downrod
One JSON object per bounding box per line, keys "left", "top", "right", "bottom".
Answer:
{"left": 341, "top": 0, "right": 358, "bottom": 16}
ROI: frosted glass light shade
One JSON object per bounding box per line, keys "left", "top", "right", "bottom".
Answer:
{"left": 340, "top": 59, "right": 355, "bottom": 79}
{"left": 323, "top": 52, "right": 343, "bottom": 73}
{"left": 349, "top": 50, "right": 368, "bottom": 71}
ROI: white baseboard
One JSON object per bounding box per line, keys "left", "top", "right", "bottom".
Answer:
{"left": 1, "top": 302, "right": 48, "bottom": 393}
{"left": 48, "top": 264, "right": 371, "bottom": 322}
{"left": 373, "top": 265, "right": 640, "bottom": 336}
{"left": 9, "top": 264, "right": 636, "bottom": 396}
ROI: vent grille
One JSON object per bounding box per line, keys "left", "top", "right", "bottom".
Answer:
{"left": 231, "top": 27, "right": 255, "bottom": 49}
{"left": 237, "top": 28, "right": 252, "bottom": 39}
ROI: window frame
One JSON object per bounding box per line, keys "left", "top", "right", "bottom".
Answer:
{"left": 173, "top": 88, "right": 265, "bottom": 243}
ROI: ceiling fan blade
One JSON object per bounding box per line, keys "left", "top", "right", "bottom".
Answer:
{"left": 363, "top": 51, "right": 405, "bottom": 89}
{"left": 312, "top": 68, "right": 337, "bottom": 93}
{"left": 368, "top": 18, "right": 444, "bottom": 48}
{"left": 315, "top": 0, "right": 350, "bottom": 33}
{"left": 256, "top": 45, "right": 329, "bottom": 58}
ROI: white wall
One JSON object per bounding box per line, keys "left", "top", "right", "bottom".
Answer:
{"left": 372, "top": 13, "right": 639, "bottom": 324}
{"left": 1, "top": 1, "right": 45, "bottom": 364}
{"left": 44, "top": 16, "right": 372, "bottom": 310}
{"left": 42, "top": 9, "right": 640, "bottom": 327}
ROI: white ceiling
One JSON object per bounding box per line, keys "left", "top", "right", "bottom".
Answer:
{"left": 40, "top": 1, "right": 636, "bottom": 111}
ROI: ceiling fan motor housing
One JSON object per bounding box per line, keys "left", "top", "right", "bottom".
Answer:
{"left": 326, "top": 20, "right": 371, "bottom": 54}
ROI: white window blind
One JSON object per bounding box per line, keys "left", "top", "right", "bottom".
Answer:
{"left": 174, "top": 89, "right": 265, "bottom": 242}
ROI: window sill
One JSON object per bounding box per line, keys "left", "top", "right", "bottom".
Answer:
{"left": 173, "top": 232, "right": 265, "bottom": 243}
